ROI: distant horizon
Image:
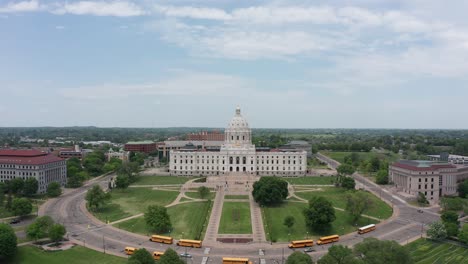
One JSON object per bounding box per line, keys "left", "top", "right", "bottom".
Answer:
{"left": 1, "top": 126, "right": 468, "bottom": 131}
{"left": 2, "top": 0, "right": 468, "bottom": 128}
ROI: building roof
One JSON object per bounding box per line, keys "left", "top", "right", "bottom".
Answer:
{"left": 0, "top": 149, "right": 47, "bottom": 157}
{"left": 125, "top": 141, "right": 155, "bottom": 145}
{"left": 428, "top": 154, "right": 468, "bottom": 159}
{"left": 392, "top": 160, "right": 456, "bottom": 171}
{"left": 285, "top": 140, "right": 310, "bottom": 146}
{"left": 0, "top": 149, "right": 63, "bottom": 165}
{"left": 162, "top": 140, "right": 224, "bottom": 147}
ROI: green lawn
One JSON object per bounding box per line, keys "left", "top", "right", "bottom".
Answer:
{"left": 263, "top": 202, "right": 377, "bottom": 242}
{"left": 185, "top": 191, "right": 216, "bottom": 200}
{"left": 321, "top": 151, "right": 400, "bottom": 164}
{"left": 218, "top": 202, "right": 252, "bottom": 234}
{"left": 131, "top": 176, "right": 193, "bottom": 185}
{"left": 406, "top": 239, "right": 468, "bottom": 264}
{"left": 224, "top": 195, "right": 249, "bottom": 199}
{"left": 115, "top": 201, "right": 212, "bottom": 240}
{"left": 295, "top": 187, "right": 393, "bottom": 219}
{"left": 10, "top": 246, "right": 125, "bottom": 264}
{"left": 92, "top": 188, "right": 179, "bottom": 222}
{"left": 286, "top": 176, "right": 336, "bottom": 185}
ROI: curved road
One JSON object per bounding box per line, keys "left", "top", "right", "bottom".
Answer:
{"left": 41, "top": 157, "right": 440, "bottom": 263}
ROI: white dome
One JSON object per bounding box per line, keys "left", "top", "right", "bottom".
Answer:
{"left": 224, "top": 106, "right": 252, "bottom": 146}
{"left": 227, "top": 106, "right": 250, "bottom": 130}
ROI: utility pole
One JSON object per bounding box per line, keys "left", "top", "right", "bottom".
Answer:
{"left": 282, "top": 248, "right": 284, "bottom": 264}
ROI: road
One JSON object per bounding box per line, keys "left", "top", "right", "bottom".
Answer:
{"left": 41, "top": 155, "right": 441, "bottom": 263}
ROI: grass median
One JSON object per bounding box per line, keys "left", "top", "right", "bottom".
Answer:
{"left": 263, "top": 202, "right": 377, "bottom": 242}
{"left": 10, "top": 246, "right": 125, "bottom": 264}
{"left": 218, "top": 202, "right": 252, "bottom": 234}
{"left": 92, "top": 188, "right": 179, "bottom": 222}
{"left": 115, "top": 201, "right": 212, "bottom": 240}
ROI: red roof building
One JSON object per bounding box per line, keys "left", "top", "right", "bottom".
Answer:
{"left": 0, "top": 149, "right": 67, "bottom": 194}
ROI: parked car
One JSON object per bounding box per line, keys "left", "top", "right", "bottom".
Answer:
{"left": 9, "top": 218, "right": 20, "bottom": 224}
{"left": 304, "top": 247, "right": 315, "bottom": 252}
{"left": 180, "top": 252, "right": 192, "bottom": 258}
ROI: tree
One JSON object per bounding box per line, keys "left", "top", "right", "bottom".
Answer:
{"left": 318, "top": 245, "right": 359, "bottom": 264}
{"left": 341, "top": 177, "right": 356, "bottom": 190}
{"left": 303, "top": 196, "right": 336, "bottom": 231}
{"left": 369, "top": 157, "right": 381, "bottom": 172}
{"left": 197, "top": 186, "right": 210, "bottom": 200}
{"left": 115, "top": 174, "right": 130, "bottom": 189}
{"left": 12, "top": 198, "right": 32, "bottom": 217}
{"left": 85, "top": 185, "right": 110, "bottom": 210}
{"left": 441, "top": 211, "right": 459, "bottom": 225}
{"left": 427, "top": 221, "right": 447, "bottom": 240}
{"left": 49, "top": 224, "right": 66, "bottom": 244}
{"left": 5, "top": 193, "right": 12, "bottom": 210}
{"left": 158, "top": 248, "right": 184, "bottom": 264}
{"left": 0, "top": 223, "right": 17, "bottom": 260}
{"left": 417, "top": 192, "right": 429, "bottom": 205}
{"left": 26, "top": 216, "right": 54, "bottom": 241}
{"left": 9, "top": 178, "right": 25, "bottom": 195}
{"left": 144, "top": 205, "right": 171, "bottom": 233}
{"left": 353, "top": 238, "right": 412, "bottom": 264}
{"left": 458, "top": 224, "right": 468, "bottom": 244}
{"left": 286, "top": 251, "right": 313, "bottom": 264}
{"left": 458, "top": 179, "right": 468, "bottom": 198}
{"left": 440, "top": 197, "right": 465, "bottom": 211}
{"left": 375, "top": 169, "right": 389, "bottom": 185}
{"left": 345, "top": 191, "right": 373, "bottom": 223}
{"left": 444, "top": 222, "right": 459, "bottom": 237}
{"left": 128, "top": 248, "right": 154, "bottom": 264}
{"left": 47, "top": 182, "right": 62, "bottom": 197}
{"left": 284, "top": 216, "right": 295, "bottom": 231}
{"left": 0, "top": 184, "right": 4, "bottom": 206}
{"left": 337, "top": 164, "right": 356, "bottom": 176}
{"left": 252, "top": 177, "right": 288, "bottom": 206}
{"left": 23, "top": 178, "right": 38, "bottom": 197}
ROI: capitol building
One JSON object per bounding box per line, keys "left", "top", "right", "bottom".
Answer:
{"left": 169, "top": 107, "right": 307, "bottom": 176}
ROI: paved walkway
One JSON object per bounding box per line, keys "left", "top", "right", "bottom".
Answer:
{"left": 249, "top": 192, "right": 266, "bottom": 242}
{"left": 204, "top": 188, "right": 224, "bottom": 244}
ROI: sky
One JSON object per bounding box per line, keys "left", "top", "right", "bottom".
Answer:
{"left": 1, "top": 0, "right": 468, "bottom": 129}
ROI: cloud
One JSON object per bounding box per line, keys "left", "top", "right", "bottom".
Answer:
{"left": 153, "top": 4, "right": 230, "bottom": 20}
{"left": 0, "top": 0, "right": 40, "bottom": 13}
{"left": 59, "top": 72, "right": 249, "bottom": 100}
{"left": 52, "top": 1, "right": 146, "bottom": 17}
{"left": 55, "top": 25, "right": 65, "bottom": 30}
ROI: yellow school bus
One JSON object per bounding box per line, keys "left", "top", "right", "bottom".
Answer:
{"left": 177, "top": 239, "right": 203, "bottom": 248}
{"left": 222, "top": 257, "right": 253, "bottom": 264}
{"left": 152, "top": 251, "right": 164, "bottom": 260}
{"left": 358, "top": 224, "right": 376, "bottom": 234}
{"left": 316, "top": 235, "right": 339, "bottom": 245}
{"left": 124, "top": 247, "right": 138, "bottom": 255}
{"left": 288, "top": 239, "right": 314, "bottom": 248}
{"left": 150, "top": 234, "right": 173, "bottom": 244}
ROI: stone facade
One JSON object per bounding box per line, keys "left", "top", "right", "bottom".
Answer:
{"left": 389, "top": 160, "right": 468, "bottom": 203}
{"left": 169, "top": 107, "right": 307, "bottom": 176}
{"left": 0, "top": 149, "right": 67, "bottom": 194}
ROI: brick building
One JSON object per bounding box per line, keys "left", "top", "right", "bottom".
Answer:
{"left": 187, "top": 130, "right": 224, "bottom": 141}
{"left": 124, "top": 141, "right": 157, "bottom": 154}
{"left": 0, "top": 149, "right": 67, "bottom": 194}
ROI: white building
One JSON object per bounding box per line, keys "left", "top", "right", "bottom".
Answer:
{"left": 389, "top": 160, "right": 468, "bottom": 203}
{"left": 169, "top": 107, "right": 307, "bottom": 176}
{"left": 427, "top": 154, "right": 468, "bottom": 165}
{"left": 106, "top": 148, "right": 130, "bottom": 162}
{"left": 0, "top": 149, "right": 67, "bottom": 194}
